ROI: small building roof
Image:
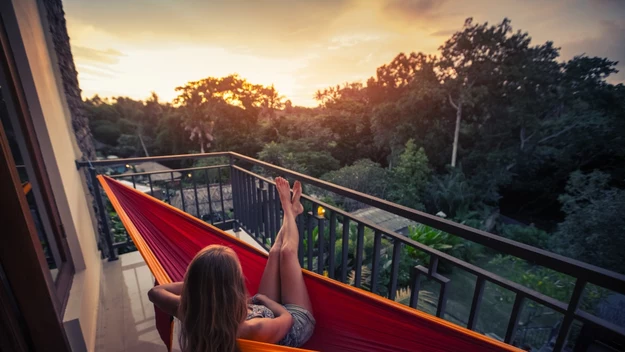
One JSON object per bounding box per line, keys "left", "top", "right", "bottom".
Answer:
{"left": 350, "top": 207, "right": 417, "bottom": 235}
{"left": 123, "top": 162, "right": 182, "bottom": 182}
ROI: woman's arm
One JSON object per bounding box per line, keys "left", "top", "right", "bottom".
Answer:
{"left": 240, "top": 294, "right": 293, "bottom": 343}
{"left": 147, "top": 282, "right": 183, "bottom": 318}
{"left": 253, "top": 294, "right": 289, "bottom": 317}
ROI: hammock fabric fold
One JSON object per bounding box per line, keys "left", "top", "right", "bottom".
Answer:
{"left": 99, "top": 175, "right": 519, "bottom": 352}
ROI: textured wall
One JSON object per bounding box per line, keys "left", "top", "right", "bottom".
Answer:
{"left": 40, "top": 0, "right": 95, "bottom": 161}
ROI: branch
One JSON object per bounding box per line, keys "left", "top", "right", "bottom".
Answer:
{"left": 448, "top": 93, "right": 458, "bottom": 110}
{"left": 537, "top": 124, "right": 578, "bottom": 145}
{"left": 519, "top": 127, "right": 536, "bottom": 151}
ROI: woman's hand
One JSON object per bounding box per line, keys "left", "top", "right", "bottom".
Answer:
{"left": 252, "top": 294, "right": 267, "bottom": 305}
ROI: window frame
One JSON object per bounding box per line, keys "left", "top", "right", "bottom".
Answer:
{"left": 0, "top": 13, "right": 74, "bottom": 316}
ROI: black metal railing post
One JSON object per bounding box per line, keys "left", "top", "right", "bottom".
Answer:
{"left": 249, "top": 174, "right": 258, "bottom": 238}
{"left": 256, "top": 186, "right": 263, "bottom": 243}
{"left": 190, "top": 171, "right": 199, "bottom": 218}
{"left": 229, "top": 156, "right": 240, "bottom": 231}
{"left": 553, "top": 280, "right": 586, "bottom": 351}
{"left": 89, "top": 167, "right": 117, "bottom": 261}
{"left": 467, "top": 276, "right": 485, "bottom": 330}
{"left": 178, "top": 172, "right": 186, "bottom": 212}
{"left": 306, "top": 209, "right": 314, "bottom": 271}
{"left": 260, "top": 181, "right": 268, "bottom": 244}
{"left": 231, "top": 167, "right": 240, "bottom": 232}
{"left": 267, "top": 183, "right": 276, "bottom": 244}
{"left": 340, "top": 217, "right": 350, "bottom": 283}
{"left": 273, "top": 186, "right": 281, "bottom": 239}
{"left": 317, "top": 213, "right": 325, "bottom": 275}
{"left": 354, "top": 223, "right": 365, "bottom": 288}
{"left": 205, "top": 169, "right": 214, "bottom": 225}
{"left": 410, "top": 267, "right": 422, "bottom": 308}
{"left": 370, "top": 231, "right": 382, "bottom": 294}
{"left": 328, "top": 212, "right": 337, "bottom": 279}
{"left": 243, "top": 173, "right": 251, "bottom": 231}
{"left": 505, "top": 293, "right": 525, "bottom": 344}
{"left": 297, "top": 213, "right": 304, "bottom": 266}
{"left": 388, "top": 240, "right": 402, "bottom": 300}
{"left": 148, "top": 174, "right": 153, "bottom": 195}
{"left": 217, "top": 167, "right": 226, "bottom": 222}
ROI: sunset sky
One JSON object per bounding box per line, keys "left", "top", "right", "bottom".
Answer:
{"left": 64, "top": 0, "right": 625, "bottom": 107}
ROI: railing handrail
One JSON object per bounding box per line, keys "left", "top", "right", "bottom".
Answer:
{"left": 77, "top": 151, "right": 625, "bottom": 293}
{"left": 109, "top": 164, "right": 228, "bottom": 178}
{"left": 229, "top": 152, "right": 625, "bottom": 293}
{"left": 75, "top": 152, "right": 230, "bottom": 168}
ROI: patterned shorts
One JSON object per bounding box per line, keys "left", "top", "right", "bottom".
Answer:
{"left": 278, "top": 304, "right": 316, "bottom": 347}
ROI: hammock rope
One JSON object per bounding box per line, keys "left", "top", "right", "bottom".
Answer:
{"left": 98, "top": 175, "right": 520, "bottom": 352}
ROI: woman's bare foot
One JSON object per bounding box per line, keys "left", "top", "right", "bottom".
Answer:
{"left": 275, "top": 177, "right": 294, "bottom": 215}
{"left": 291, "top": 181, "right": 304, "bottom": 216}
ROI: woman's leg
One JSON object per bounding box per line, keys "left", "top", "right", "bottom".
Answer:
{"left": 256, "top": 179, "right": 303, "bottom": 302}
{"left": 276, "top": 179, "right": 313, "bottom": 313}
{"left": 256, "top": 226, "right": 283, "bottom": 302}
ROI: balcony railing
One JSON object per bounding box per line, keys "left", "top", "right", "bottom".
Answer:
{"left": 77, "top": 152, "right": 625, "bottom": 352}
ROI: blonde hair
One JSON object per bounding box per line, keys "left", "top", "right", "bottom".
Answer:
{"left": 178, "top": 245, "right": 248, "bottom": 352}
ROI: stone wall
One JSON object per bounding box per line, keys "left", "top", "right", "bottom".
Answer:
{"left": 40, "top": 0, "right": 95, "bottom": 161}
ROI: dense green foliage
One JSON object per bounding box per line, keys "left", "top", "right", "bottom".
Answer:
{"left": 85, "top": 18, "right": 624, "bottom": 275}
{"left": 551, "top": 171, "right": 625, "bottom": 272}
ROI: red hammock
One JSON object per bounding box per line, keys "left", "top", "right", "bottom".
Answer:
{"left": 99, "top": 175, "right": 519, "bottom": 352}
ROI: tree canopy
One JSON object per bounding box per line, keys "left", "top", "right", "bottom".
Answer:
{"left": 84, "top": 18, "right": 625, "bottom": 274}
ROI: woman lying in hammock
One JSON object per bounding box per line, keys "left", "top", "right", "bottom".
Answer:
{"left": 148, "top": 177, "right": 315, "bottom": 352}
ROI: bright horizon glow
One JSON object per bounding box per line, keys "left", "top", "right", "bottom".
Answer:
{"left": 65, "top": 0, "right": 625, "bottom": 107}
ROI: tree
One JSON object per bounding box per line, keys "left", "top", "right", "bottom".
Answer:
{"left": 111, "top": 97, "right": 154, "bottom": 156}
{"left": 315, "top": 83, "right": 383, "bottom": 165}
{"left": 174, "top": 78, "right": 221, "bottom": 153}
{"left": 91, "top": 122, "right": 121, "bottom": 146}
{"left": 387, "top": 139, "right": 431, "bottom": 210}
{"left": 174, "top": 75, "right": 284, "bottom": 154}
{"left": 369, "top": 53, "right": 443, "bottom": 165}
{"left": 115, "top": 134, "right": 141, "bottom": 158}
{"left": 437, "top": 18, "right": 561, "bottom": 168}
{"left": 258, "top": 140, "right": 339, "bottom": 178}
{"left": 258, "top": 84, "right": 285, "bottom": 121}
{"left": 321, "top": 159, "right": 388, "bottom": 210}
{"left": 551, "top": 171, "right": 625, "bottom": 273}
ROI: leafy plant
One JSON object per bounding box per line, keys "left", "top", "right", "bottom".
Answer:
{"left": 424, "top": 168, "right": 477, "bottom": 218}
{"left": 551, "top": 171, "right": 625, "bottom": 273}
{"left": 406, "top": 224, "right": 466, "bottom": 271}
